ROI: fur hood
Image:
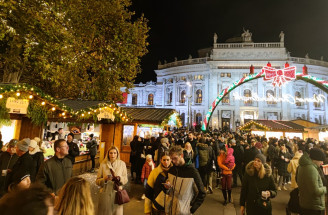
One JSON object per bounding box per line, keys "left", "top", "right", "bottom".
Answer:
{"left": 245, "top": 160, "right": 272, "bottom": 179}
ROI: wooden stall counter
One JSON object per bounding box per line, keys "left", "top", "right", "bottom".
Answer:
{"left": 72, "top": 151, "right": 100, "bottom": 176}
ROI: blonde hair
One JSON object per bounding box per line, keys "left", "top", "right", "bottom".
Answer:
{"left": 55, "top": 177, "right": 94, "bottom": 215}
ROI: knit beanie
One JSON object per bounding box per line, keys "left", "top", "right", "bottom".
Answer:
{"left": 29, "top": 140, "right": 38, "bottom": 149}
{"left": 16, "top": 138, "right": 30, "bottom": 152}
{"left": 309, "top": 148, "right": 326, "bottom": 162}
{"left": 255, "top": 153, "right": 266, "bottom": 164}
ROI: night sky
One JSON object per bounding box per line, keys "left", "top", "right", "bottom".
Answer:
{"left": 130, "top": 0, "right": 328, "bottom": 83}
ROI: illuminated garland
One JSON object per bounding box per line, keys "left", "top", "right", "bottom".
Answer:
{"left": 0, "top": 84, "right": 132, "bottom": 123}
{"left": 202, "top": 65, "right": 328, "bottom": 131}
{"left": 239, "top": 121, "right": 270, "bottom": 131}
{"left": 161, "top": 111, "right": 183, "bottom": 128}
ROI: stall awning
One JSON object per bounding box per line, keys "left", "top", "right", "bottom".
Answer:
{"left": 121, "top": 107, "right": 181, "bottom": 127}
{"left": 240, "top": 120, "right": 305, "bottom": 132}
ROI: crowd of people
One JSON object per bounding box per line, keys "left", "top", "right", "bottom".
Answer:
{"left": 0, "top": 128, "right": 327, "bottom": 215}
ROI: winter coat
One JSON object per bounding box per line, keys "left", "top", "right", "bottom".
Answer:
{"left": 287, "top": 151, "right": 302, "bottom": 189}
{"left": 224, "top": 148, "right": 235, "bottom": 169}
{"left": 96, "top": 149, "right": 128, "bottom": 215}
{"left": 129, "top": 140, "right": 138, "bottom": 163}
{"left": 297, "top": 152, "right": 326, "bottom": 211}
{"left": 66, "top": 141, "right": 79, "bottom": 164}
{"left": 86, "top": 138, "right": 97, "bottom": 156}
{"left": 145, "top": 164, "right": 171, "bottom": 213}
{"left": 165, "top": 163, "right": 206, "bottom": 215}
{"left": 244, "top": 147, "right": 259, "bottom": 166}
{"left": 0, "top": 152, "right": 18, "bottom": 196}
{"left": 30, "top": 151, "right": 44, "bottom": 182}
{"left": 36, "top": 155, "right": 72, "bottom": 194}
{"left": 183, "top": 149, "right": 194, "bottom": 164}
{"left": 141, "top": 161, "right": 156, "bottom": 182}
{"left": 267, "top": 144, "right": 279, "bottom": 163}
{"left": 218, "top": 150, "right": 235, "bottom": 175}
{"left": 197, "top": 143, "right": 210, "bottom": 167}
{"left": 240, "top": 161, "right": 277, "bottom": 215}
{"left": 232, "top": 144, "right": 244, "bottom": 166}
{"left": 6, "top": 152, "right": 36, "bottom": 188}
{"left": 277, "top": 150, "right": 292, "bottom": 176}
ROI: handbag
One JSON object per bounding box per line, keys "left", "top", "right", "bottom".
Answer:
{"left": 110, "top": 169, "right": 130, "bottom": 205}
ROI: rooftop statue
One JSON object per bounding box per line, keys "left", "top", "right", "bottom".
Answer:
{"left": 213, "top": 33, "right": 218, "bottom": 44}
{"left": 241, "top": 28, "right": 252, "bottom": 42}
{"left": 279, "top": 31, "right": 284, "bottom": 43}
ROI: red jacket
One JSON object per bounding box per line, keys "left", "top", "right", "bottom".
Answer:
{"left": 141, "top": 161, "right": 156, "bottom": 182}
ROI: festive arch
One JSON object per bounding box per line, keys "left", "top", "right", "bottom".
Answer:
{"left": 202, "top": 63, "right": 328, "bottom": 131}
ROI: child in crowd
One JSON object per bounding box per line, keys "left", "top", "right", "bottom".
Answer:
{"left": 141, "top": 154, "right": 155, "bottom": 199}
{"left": 223, "top": 147, "right": 235, "bottom": 170}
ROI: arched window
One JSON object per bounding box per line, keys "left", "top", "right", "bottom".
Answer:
{"left": 180, "top": 113, "right": 185, "bottom": 126}
{"left": 132, "top": 94, "right": 137, "bottom": 105}
{"left": 243, "top": 89, "right": 252, "bottom": 105}
{"left": 148, "top": 94, "right": 154, "bottom": 105}
{"left": 196, "top": 113, "right": 202, "bottom": 125}
{"left": 180, "top": 90, "right": 186, "bottom": 103}
{"left": 295, "top": 91, "right": 302, "bottom": 107}
{"left": 266, "top": 90, "right": 276, "bottom": 105}
{"left": 222, "top": 94, "right": 230, "bottom": 104}
{"left": 195, "top": 89, "right": 202, "bottom": 104}
{"left": 314, "top": 94, "right": 321, "bottom": 108}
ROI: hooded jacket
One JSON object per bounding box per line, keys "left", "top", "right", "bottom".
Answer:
{"left": 297, "top": 152, "right": 326, "bottom": 211}
{"left": 240, "top": 161, "right": 277, "bottom": 215}
{"left": 218, "top": 149, "right": 236, "bottom": 175}
{"left": 287, "top": 151, "right": 302, "bottom": 189}
{"left": 197, "top": 143, "right": 210, "bottom": 167}
{"left": 165, "top": 163, "right": 206, "bottom": 215}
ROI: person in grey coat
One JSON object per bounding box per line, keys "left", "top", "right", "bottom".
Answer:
{"left": 37, "top": 139, "right": 72, "bottom": 195}
{"left": 87, "top": 134, "right": 98, "bottom": 173}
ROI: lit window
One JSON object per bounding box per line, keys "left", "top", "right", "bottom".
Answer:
{"left": 314, "top": 94, "right": 321, "bottom": 108}
{"left": 295, "top": 91, "right": 302, "bottom": 107}
{"left": 266, "top": 90, "right": 276, "bottom": 105}
{"left": 180, "top": 90, "right": 186, "bottom": 103}
{"left": 227, "top": 73, "right": 231, "bottom": 78}
{"left": 195, "top": 89, "right": 202, "bottom": 104}
{"left": 132, "top": 94, "right": 137, "bottom": 105}
{"left": 196, "top": 113, "right": 202, "bottom": 125}
{"left": 148, "top": 94, "right": 154, "bottom": 105}
{"left": 243, "top": 89, "right": 252, "bottom": 105}
{"left": 221, "top": 73, "right": 225, "bottom": 77}
{"left": 222, "top": 94, "right": 230, "bottom": 104}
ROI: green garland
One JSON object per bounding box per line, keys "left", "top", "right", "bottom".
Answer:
{"left": 27, "top": 101, "right": 49, "bottom": 126}
{"left": 0, "top": 99, "right": 11, "bottom": 127}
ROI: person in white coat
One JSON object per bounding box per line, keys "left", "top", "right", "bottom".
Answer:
{"left": 96, "top": 146, "right": 128, "bottom": 215}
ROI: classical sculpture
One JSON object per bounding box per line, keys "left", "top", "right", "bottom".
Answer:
{"left": 241, "top": 28, "right": 252, "bottom": 42}
{"left": 213, "top": 33, "right": 218, "bottom": 44}
{"left": 279, "top": 31, "right": 284, "bottom": 43}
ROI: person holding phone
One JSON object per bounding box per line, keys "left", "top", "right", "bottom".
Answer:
{"left": 240, "top": 153, "right": 277, "bottom": 215}
{"left": 96, "top": 146, "right": 128, "bottom": 215}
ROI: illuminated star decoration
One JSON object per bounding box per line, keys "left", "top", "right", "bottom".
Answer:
{"left": 262, "top": 63, "right": 296, "bottom": 88}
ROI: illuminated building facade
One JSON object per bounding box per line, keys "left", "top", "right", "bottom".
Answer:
{"left": 120, "top": 30, "right": 328, "bottom": 130}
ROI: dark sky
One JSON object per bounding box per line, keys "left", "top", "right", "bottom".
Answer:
{"left": 130, "top": 0, "right": 328, "bottom": 83}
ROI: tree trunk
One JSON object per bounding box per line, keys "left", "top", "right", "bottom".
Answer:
{"left": 2, "top": 71, "right": 22, "bottom": 83}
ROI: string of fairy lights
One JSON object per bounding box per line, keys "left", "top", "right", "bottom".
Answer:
{"left": 0, "top": 84, "right": 131, "bottom": 122}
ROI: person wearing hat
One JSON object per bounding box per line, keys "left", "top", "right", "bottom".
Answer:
{"left": 0, "top": 139, "right": 19, "bottom": 197}
{"left": 240, "top": 153, "right": 277, "bottom": 215}
{"left": 28, "top": 139, "right": 44, "bottom": 182}
{"left": 297, "top": 148, "right": 327, "bottom": 215}
{"left": 5, "top": 138, "right": 36, "bottom": 191}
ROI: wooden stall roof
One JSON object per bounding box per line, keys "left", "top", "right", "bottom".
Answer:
{"left": 241, "top": 120, "right": 305, "bottom": 131}
{"left": 121, "top": 107, "right": 176, "bottom": 124}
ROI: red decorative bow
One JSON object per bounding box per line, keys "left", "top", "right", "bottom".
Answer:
{"left": 262, "top": 66, "right": 296, "bottom": 87}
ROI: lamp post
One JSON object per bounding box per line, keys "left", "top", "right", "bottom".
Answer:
{"left": 187, "top": 82, "right": 192, "bottom": 131}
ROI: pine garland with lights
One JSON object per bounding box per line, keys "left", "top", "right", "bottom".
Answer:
{"left": 0, "top": 99, "right": 11, "bottom": 126}
{"left": 27, "top": 100, "right": 49, "bottom": 126}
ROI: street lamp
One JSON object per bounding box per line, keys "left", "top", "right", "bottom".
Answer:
{"left": 186, "top": 82, "right": 192, "bottom": 131}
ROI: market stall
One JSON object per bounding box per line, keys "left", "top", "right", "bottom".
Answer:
{"left": 240, "top": 119, "right": 306, "bottom": 139}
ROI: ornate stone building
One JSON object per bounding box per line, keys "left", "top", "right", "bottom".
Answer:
{"left": 120, "top": 30, "right": 328, "bottom": 130}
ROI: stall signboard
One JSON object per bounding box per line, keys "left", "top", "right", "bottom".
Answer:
{"left": 97, "top": 109, "right": 115, "bottom": 121}
{"left": 6, "top": 97, "right": 29, "bottom": 114}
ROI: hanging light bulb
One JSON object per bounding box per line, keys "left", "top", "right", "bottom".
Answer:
{"left": 41, "top": 101, "right": 46, "bottom": 105}
{"left": 62, "top": 112, "right": 66, "bottom": 116}
{"left": 16, "top": 92, "right": 20, "bottom": 96}
{"left": 82, "top": 113, "right": 85, "bottom": 117}
{"left": 29, "top": 95, "right": 33, "bottom": 99}
{"left": 0, "top": 95, "right": 3, "bottom": 99}
{"left": 52, "top": 107, "right": 56, "bottom": 111}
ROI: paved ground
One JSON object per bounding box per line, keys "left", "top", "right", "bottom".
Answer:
{"left": 80, "top": 170, "right": 295, "bottom": 215}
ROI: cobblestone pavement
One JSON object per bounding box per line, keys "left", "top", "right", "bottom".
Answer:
{"left": 80, "top": 170, "right": 293, "bottom": 215}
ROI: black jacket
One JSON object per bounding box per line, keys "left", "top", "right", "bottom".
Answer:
{"left": 6, "top": 152, "right": 36, "bottom": 189}
{"left": 86, "top": 139, "right": 97, "bottom": 156}
{"left": 0, "top": 152, "right": 18, "bottom": 196}
{"left": 67, "top": 141, "right": 80, "bottom": 163}
{"left": 30, "top": 152, "right": 44, "bottom": 181}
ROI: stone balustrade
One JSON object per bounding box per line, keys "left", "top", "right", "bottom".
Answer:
{"left": 214, "top": 42, "right": 283, "bottom": 49}
{"left": 158, "top": 57, "right": 209, "bottom": 69}
{"left": 288, "top": 57, "right": 328, "bottom": 67}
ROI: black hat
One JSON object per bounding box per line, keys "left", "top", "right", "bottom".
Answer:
{"left": 309, "top": 148, "right": 326, "bottom": 162}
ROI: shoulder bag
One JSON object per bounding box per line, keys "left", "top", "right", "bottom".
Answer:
{"left": 110, "top": 169, "right": 130, "bottom": 205}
